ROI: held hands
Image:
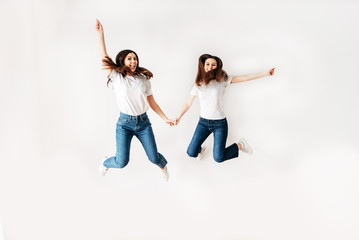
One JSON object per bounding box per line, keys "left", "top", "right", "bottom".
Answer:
{"left": 164, "top": 118, "right": 177, "bottom": 126}
{"left": 163, "top": 117, "right": 181, "bottom": 126}
{"left": 174, "top": 117, "right": 180, "bottom": 125}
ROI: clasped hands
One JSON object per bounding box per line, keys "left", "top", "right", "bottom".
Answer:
{"left": 164, "top": 117, "right": 181, "bottom": 127}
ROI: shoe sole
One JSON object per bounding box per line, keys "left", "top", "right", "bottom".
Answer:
{"left": 162, "top": 166, "right": 169, "bottom": 181}
{"left": 240, "top": 139, "right": 252, "bottom": 155}
{"left": 99, "top": 157, "right": 109, "bottom": 176}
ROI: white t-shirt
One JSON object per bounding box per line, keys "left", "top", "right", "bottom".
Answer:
{"left": 108, "top": 69, "right": 153, "bottom": 116}
{"left": 190, "top": 76, "right": 233, "bottom": 120}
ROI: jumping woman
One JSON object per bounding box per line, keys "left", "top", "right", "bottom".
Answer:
{"left": 95, "top": 19, "right": 175, "bottom": 181}
{"left": 176, "top": 54, "right": 275, "bottom": 162}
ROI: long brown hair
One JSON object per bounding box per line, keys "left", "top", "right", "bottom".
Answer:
{"left": 102, "top": 49, "right": 153, "bottom": 86}
{"left": 195, "top": 54, "right": 228, "bottom": 86}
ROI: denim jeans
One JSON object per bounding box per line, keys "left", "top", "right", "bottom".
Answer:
{"left": 187, "top": 117, "right": 239, "bottom": 162}
{"left": 103, "top": 112, "right": 167, "bottom": 169}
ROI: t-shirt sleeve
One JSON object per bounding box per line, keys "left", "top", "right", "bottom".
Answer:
{"left": 107, "top": 69, "right": 119, "bottom": 89}
{"left": 107, "top": 69, "right": 119, "bottom": 81}
{"left": 145, "top": 80, "right": 153, "bottom": 96}
{"left": 190, "top": 84, "right": 198, "bottom": 96}
{"left": 226, "top": 75, "right": 233, "bottom": 86}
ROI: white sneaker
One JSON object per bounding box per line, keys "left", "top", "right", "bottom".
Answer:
{"left": 197, "top": 146, "right": 207, "bottom": 160}
{"left": 99, "top": 156, "right": 109, "bottom": 176}
{"left": 161, "top": 165, "right": 169, "bottom": 182}
{"left": 238, "top": 138, "right": 252, "bottom": 155}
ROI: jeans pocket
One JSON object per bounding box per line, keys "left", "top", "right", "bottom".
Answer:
{"left": 140, "top": 116, "right": 151, "bottom": 128}
{"left": 119, "top": 117, "right": 130, "bottom": 124}
{"left": 141, "top": 116, "right": 149, "bottom": 122}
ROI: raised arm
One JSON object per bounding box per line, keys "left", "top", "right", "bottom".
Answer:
{"left": 95, "top": 19, "right": 111, "bottom": 75}
{"left": 147, "top": 95, "right": 176, "bottom": 126}
{"left": 231, "top": 68, "right": 275, "bottom": 84}
{"left": 175, "top": 95, "right": 196, "bottom": 125}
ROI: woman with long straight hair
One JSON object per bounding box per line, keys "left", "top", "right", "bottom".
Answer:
{"left": 176, "top": 54, "right": 275, "bottom": 162}
{"left": 95, "top": 19, "right": 175, "bottom": 181}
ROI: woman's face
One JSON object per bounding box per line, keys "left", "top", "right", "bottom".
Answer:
{"left": 204, "top": 58, "right": 217, "bottom": 72}
{"left": 124, "top": 52, "right": 138, "bottom": 72}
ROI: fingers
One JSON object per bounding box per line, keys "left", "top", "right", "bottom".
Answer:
{"left": 269, "top": 67, "right": 275, "bottom": 75}
{"left": 95, "top": 19, "right": 103, "bottom": 31}
{"left": 174, "top": 118, "right": 180, "bottom": 125}
{"left": 166, "top": 119, "right": 178, "bottom": 126}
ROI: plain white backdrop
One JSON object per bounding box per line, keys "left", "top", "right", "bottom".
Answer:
{"left": 0, "top": 0, "right": 359, "bottom": 239}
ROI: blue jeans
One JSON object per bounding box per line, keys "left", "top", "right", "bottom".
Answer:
{"left": 103, "top": 112, "right": 167, "bottom": 169}
{"left": 187, "top": 117, "right": 239, "bottom": 163}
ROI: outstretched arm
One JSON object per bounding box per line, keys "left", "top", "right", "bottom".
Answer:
{"left": 231, "top": 68, "right": 275, "bottom": 84}
{"left": 95, "top": 19, "right": 111, "bottom": 75}
{"left": 175, "top": 95, "right": 196, "bottom": 125}
{"left": 147, "top": 95, "right": 176, "bottom": 126}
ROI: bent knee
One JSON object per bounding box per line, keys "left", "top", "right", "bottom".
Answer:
{"left": 115, "top": 157, "right": 129, "bottom": 168}
{"left": 213, "top": 154, "right": 225, "bottom": 163}
{"left": 187, "top": 149, "right": 198, "bottom": 158}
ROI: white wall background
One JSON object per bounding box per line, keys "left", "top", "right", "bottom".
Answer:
{"left": 0, "top": 0, "right": 358, "bottom": 239}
